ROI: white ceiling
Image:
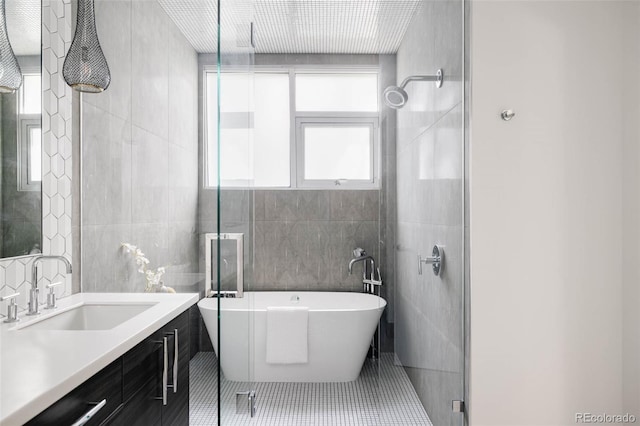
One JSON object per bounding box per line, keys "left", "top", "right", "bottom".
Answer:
{"left": 6, "top": 0, "right": 40, "bottom": 56}
{"left": 158, "top": 0, "right": 422, "bottom": 54}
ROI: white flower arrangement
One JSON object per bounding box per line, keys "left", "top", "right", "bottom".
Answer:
{"left": 121, "top": 243, "right": 174, "bottom": 293}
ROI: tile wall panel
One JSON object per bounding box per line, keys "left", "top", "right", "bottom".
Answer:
{"left": 394, "top": 0, "right": 465, "bottom": 424}
{"left": 81, "top": 0, "right": 199, "bottom": 294}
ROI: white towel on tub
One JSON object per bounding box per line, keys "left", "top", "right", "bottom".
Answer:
{"left": 266, "top": 306, "right": 309, "bottom": 364}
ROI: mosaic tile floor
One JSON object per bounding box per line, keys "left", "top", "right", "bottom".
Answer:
{"left": 190, "top": 352, "right": 432, "bottom": 426}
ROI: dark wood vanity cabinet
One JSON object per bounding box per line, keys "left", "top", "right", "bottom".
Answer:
{"left": 26, "top": 310, "right": 190, "bottom": 426}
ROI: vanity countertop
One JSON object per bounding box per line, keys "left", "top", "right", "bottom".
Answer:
{"left": 0, "top": 292, "right": 199, "bottom": 426}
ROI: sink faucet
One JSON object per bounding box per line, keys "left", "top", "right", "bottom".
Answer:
{"left": 28, "top": 255, "right": 72, "bottom": 316}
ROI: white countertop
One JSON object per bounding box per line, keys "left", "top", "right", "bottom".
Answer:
{"left": 0, "top": 292, "right": 198, "bottom": 426}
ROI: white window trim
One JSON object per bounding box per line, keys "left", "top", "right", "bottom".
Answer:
{"left": 203, "top": 66, "right": 381, "bottom": 190}
{"left": 17, "top": 69, "right": 42, "bottom": 191}
{"left": 295, "top": 116, "right": 379, "bottom": 189}
{"left": 17, "top": 116, "right": 41, "bottom": 191}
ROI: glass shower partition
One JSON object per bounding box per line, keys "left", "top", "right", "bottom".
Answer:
{"left": 212, "top": 0, "right": 256, "bottom": 424}
{"left": 390, "top": 0, "right": 467, "bottom": 424}
{"left": 211, "top": 0, "right": 467, "bottom": 425}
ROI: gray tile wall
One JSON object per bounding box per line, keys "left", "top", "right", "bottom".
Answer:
{"left": 379, "top": 54, "right": 398, "bottom": 329}
{"left": 255, "top": 190, "right": 380, "bottom": 291}
{"left": 80, "top": 0, "right": 199, "bottom": 293}
{"left": 199, "top": 189, "right": 381, "bottom": 293}
{"left": 393, "top": 0, "right": 465, "bottom": 425}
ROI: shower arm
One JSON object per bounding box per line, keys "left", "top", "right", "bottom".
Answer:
{"left": 399, "top": 69, "right": 444, "bottom": 89}
{"left": 399, "top": 75, "right": 438, "bottom": 89}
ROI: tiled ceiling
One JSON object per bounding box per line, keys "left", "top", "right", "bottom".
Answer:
{"left": 6, "top": 0, "right": 41, "bottom": 56}
{"left": 158, "top": 0, "right": 422, "bottom": 54}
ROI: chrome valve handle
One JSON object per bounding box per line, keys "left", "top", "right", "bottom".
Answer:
{"left": 418, "top": 245, "right": 444, "bottom": 276}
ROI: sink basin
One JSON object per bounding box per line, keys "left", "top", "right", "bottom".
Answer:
{"left": 19, "top": 303, "right": 157, "bottom": 331}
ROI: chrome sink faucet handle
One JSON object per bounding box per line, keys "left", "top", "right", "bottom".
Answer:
{"left": 1, "top": 293, "right": 20, "bottom": 323}
{"left": 45, "top": 282, "right": 63, "bottom": 310}
{"left": 28, "top": 256, "right": 72, "bottom": 316}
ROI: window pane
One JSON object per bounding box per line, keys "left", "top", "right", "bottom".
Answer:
{"left": 206, "top": 72, "right": 290, "bottom": 187}
{"left": 220, "top": 129, "right": 252, "bottom": 183}
{"left": 253, "top": 73, "right": 290, "bottom": 187}
{"left": 29, "top": 127, "right": 42, "bottom": 182}
{"left": 205, "top": 72, "right": 219, "bottom": 185}
{"left": 296, "top": 73, "right": 378, "bottom": 112}
{"left": 304, "top": 126, "right": 371, "bottom": 180}
{"left": 21, "top": 74, "right": 41, "bottom": 114}
{"left": 220, "top": 73, "right": 252, "bottom": 113}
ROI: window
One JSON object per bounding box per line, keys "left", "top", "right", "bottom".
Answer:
{"left": 19, "top": 74, "right": 41, "bottom": 114}
{"left": 296, "top": 119, "right": 376, "bottom": 188}
{"left": 206, "top": 72, "right": 290, "bottom": 187}
{"left": 295, "top": 73, "right": 378, "bottom": 112}
{"left": 205, "top": 69, "right": 379, "bottom": 189}
{"left": 18, "top": 73, "right": 42, "bottom": 191}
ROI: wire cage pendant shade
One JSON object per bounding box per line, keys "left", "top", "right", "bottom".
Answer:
{"left": 63, "top": 0, "right": 110, "bottom": 93}
{"left": 0, "top": 0, "right": 22, "bottom": 94}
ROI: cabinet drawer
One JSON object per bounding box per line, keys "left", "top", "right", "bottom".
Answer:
{"left": 106, "top": 376, "right": 161, "bottom": 426}
{"left": 26, "top": 359, "right": 123, "bottom": 426}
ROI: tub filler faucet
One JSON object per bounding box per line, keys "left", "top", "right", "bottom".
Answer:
{"left": 348, "top": 248, "right": 384, "bottom": 361}
{"left": 28, "top": 255, "right": 72, "bottom": 316}
{"left": 348, "top": 248, "right": 382, "bottom": 294}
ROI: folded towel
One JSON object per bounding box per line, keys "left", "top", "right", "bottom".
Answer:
{"left": 266, "top": 306, "right": 309, "bottom": 364}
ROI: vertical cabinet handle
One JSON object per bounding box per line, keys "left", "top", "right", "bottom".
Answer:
{"left": 162, "top": 336, "right": 168, "bottom": 405}
{"left": 155, "top": 337, "right": 169, "bottom": 405}
{"left": 156, "top": 328, "right": 178, "bottom": 405}
{"left": 166, "top": 328, "right": 178, "bottom": 394}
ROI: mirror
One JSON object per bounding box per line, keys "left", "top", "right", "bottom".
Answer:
{"left": 0, "top": 0, "right": 42, "bottom": 258}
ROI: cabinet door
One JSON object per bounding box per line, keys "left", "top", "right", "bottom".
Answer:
{"left": 161, "top": 311, "right": 190, "bottom": 426}
{"left": 116, "top": 330, "right": 163, "bottom": 425}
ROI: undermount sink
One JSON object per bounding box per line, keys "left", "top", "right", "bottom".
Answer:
{"left": 19, "top": 303, "right": 157, "bottom": 331}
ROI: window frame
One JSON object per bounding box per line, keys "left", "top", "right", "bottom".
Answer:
{"left": 17, "top": 71, "right": 42, "bottom": 192}
{"left": 203, "top": 65, "right": 381, "bottom": 190}
{"left": 295, "top": 115, "right": 379, "bottom": 189}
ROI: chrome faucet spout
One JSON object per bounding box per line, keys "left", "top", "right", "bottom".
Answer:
{"left": 28, "top": 255, "right": 73, "bottom": 316}
{"left": 348, "top": 255, "right": 374, "bottom": 275}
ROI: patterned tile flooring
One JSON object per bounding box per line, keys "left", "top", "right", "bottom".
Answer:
{"left": 190, "top": 352, "right": 432, "bottom": 425}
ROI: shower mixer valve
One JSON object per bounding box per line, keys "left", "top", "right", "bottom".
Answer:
{"left": 418, "top": 245, "right": 444, "bottom": 276}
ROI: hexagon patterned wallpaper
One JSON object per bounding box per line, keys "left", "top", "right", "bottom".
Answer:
{"left": 0, "top": 0, "right": 73, "bottom": 317}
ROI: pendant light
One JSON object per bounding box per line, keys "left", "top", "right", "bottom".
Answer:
{"left": 0, "top": 0, "right": 22, "bottom": 94}
{"left": 63, "top": 0, "right": 110, "bottom": 93}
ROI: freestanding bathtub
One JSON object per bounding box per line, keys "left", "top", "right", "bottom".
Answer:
{"left": 198, "top": 291, "right": 386, "bottom": 382}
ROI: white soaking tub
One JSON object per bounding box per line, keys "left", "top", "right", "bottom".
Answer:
{"left": 198, "top": 291, "right": 386, "bottom": 382}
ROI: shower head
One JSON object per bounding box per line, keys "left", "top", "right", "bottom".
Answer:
{"left": 383, "top": 69, "right": 444, "bottom": 109}
{"left": 383, "top": 85, "right": 409, "bottom": 109}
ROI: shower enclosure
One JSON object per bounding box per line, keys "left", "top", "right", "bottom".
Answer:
{"left": 203, "top": 0, "right": 467, "bottom": 425}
